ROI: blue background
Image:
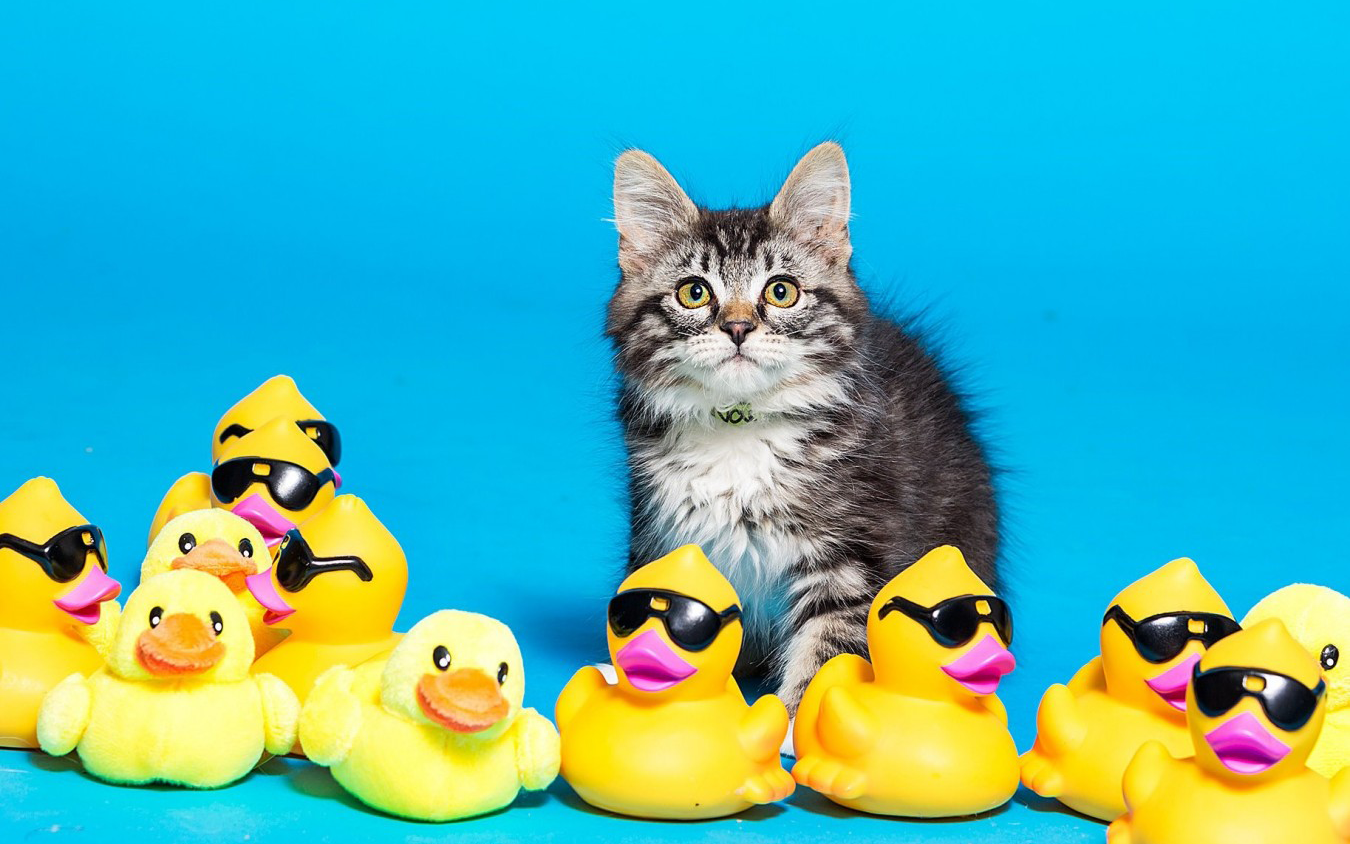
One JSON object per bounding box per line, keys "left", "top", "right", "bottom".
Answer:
{"left": 2, "top": 2, "right": 1347, "bottom": 841}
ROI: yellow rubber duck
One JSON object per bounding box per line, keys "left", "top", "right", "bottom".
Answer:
{"left": 1245, "top": 584, "right": 1350, "bottom": 778}
{"left": 555, "top": 544, "right": 794, "bottom": 820}
{"left": 1021, "top": 557, "right": 1239, "bottom": 821}
{"left": 0, "top": 478, "right": 122, "bottom": 748}
{"left": 143, "top": 509, "right": 287, "bottom": 658}
{"left": 36, "top": 569, "right": 299, "bottom": 788}
{"left": 148, "top": 375, "right": 341, "bottom": 545}
{"left": 246, "top": 495, "right": 407, "bottom": 708}
{"left": 792, "top": 545, "right": 1019, "bottom": 817}
{"left": 1108, "top": 618, "right": 1350, "bottom": 844}
{"left": 300, "top": 609, "right": 560, "bottom": 820}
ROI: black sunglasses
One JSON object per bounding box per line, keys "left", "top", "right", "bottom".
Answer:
{"left": 274, "top": 528, "right": 373, "bottom": 592}
{"left": 878, "top": 593, "right": 1013, "bottom": 648}
{"left": 608, "top": 588, "right": 741, "bottom": 652}
{"left": 0, "top": 524, "right": 107, "bottom": 583}
{"left": 1193, "top": 663, "right": 1326, "bottom": 732}
{"left": 219, "top": 419, "right": 342, "bottom": 467}
{"left": 1103, "top": 605, "right": 1241, "bottom": 664}
{"left": 211, "top": 458, "right": 337, "bottom": 512}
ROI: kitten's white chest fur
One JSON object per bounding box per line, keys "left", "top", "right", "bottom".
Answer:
{"left": 637, "top": 417, "right": 819, "bottom": 645}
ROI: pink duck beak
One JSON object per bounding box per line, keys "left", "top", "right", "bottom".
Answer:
{"left": 54, "top": 566, "right": 122, "bottom": 624}
{"left": 1146, "top": 653, "right": 1202, "bottom": 711}
{"left": 615, "top": 629, "right": 697, "bottom": 692}
{"left": 230, "top": 494, "right": 297, "bottom": 548}
{"left": 942, "top": 635, "right": 1016, "bottom": 695}
{"left": 1205, "top": 711, "right": 1290, "bottom": 775}
{"left": 245, "top": 570, "right": 295, "bottom": 625}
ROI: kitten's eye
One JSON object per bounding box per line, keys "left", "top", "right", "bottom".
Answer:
{"left": 1323, "top": 644, "right": 1339, "bottom": 671}
{"left": 763, "top": 276, "right": 800, "bottom": 308}
{"left": 238, "top": 538, "right": 253, "bottom": 559}
{"left": 676, "top": 277, "right": 712, "bottom": 309}
{"left": 178, "top": 533, "right": 196, "bottom": 554}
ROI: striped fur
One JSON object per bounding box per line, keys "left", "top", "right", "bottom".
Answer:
{"left": 606, "top": 143, "right": 999, "bottom": 709}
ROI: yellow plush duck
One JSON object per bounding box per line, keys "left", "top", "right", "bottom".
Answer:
{"left": 1108, "top": 619, "right": 1350, "bottom": 844}
{"left": 1020, "top": 557, "right": 1239, "bottom": 821}
{"left": 300, "top": 610, "right": 560, "bottom": 820}
{"left": 792, "top": 544, "right": 1019, "bottom": 817}
{"left": 149, "top": 375, "right": 341, "bottom": 544}
{"left": 555, "top": 544, "right": 794, "bottom": 820}
{"left": 0, "top": 478, "right": 122, "bottom": 748}
{"left": 36, "top": 569, "right": 299, "bottom": 788}
{"left": 1244, "top": 584, "right": 1350, "bottom": 778}
{"left": 246, "top": 495, "right": 407, "bottom": 709}
{"left": 143, "top": 509, "right": 286, "bottom": 658}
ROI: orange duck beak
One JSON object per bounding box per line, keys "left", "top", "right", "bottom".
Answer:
{"left": 171, "top": 539, "right": 256, "bottom": 593}
{"left": 135, "top": 613, "right": 226, "bottom": 676}
{"left": 416, "top": 668, "right": 510, "bottom": 733}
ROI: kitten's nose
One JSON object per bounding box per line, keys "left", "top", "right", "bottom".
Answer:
{"left": 721, "top": 320, "right": 755, "bottom": 347}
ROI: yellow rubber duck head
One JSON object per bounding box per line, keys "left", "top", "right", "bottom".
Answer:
{"left": 1188, "top": 618, "right": 1326, "bottom": 782}
{"left": 1100, "top": 557, "right": 1238, "bottom": 717}
{"left": 607, "top": 545, "right": 742, "bottom": 702}
{"left": 0, "top": 478, "right": 121, "bottom": 631}
{"left": 209, "top": 417, "right": 340, "bottom": 548}
{"left": 867, "top": 545, "right": 1015, "bottom": 699}
{"left": 143, "top": 509, "right": 269, "bottom": 596}
{"left": 1244, "top": 585, "right": 1350, "bottom": 720}
{"left": 211, "top": 375, "right": 341, "bottom": 468}
{"left": 244, "top": 495, "right": 407, "bottom": 641}
{"left": 107, "top": 569, "right": 254, "bottom": 682}
{"left": 379, "top": 610, "right": 525, "bottom": 742}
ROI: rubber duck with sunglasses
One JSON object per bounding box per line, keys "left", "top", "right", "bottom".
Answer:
{"left": 0, "top": 477, "right": 122, "bottom": 748}
{"left": 1021, "top": 557, "right": 1241, "bottom": 821}
{"left": 792, "top": 544, "right": 1019, "bottom": 817}
{"left": 246, "top": 495, "right": 407, "bottom": 718}
{"left": 1108, "top": 618, "right": 1350, "bottom": 844}
{"left": 148, "top": 375, "right": 342, "bottom": 545}
{"left": 555, "top": 544, "right": 794, "bottom": 819}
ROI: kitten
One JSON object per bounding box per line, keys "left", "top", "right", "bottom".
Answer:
{"left": 606, "top": 142, "right": 999, "bottom": 711}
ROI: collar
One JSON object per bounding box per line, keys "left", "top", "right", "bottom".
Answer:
{"left": 712, "top": 403, "right": 756, "bottom": 426}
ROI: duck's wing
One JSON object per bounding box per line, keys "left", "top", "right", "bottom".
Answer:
{"left": 37, "top": 672, "right": 92, "bottom": 756}
{"left": 255, "top": 671, "right": 301, "bottom": 756}
{"left": 739, "top": 692, "right": 791, "bottom": 763}
{"left": 1033, "top": 683, "right": 1087, "bottom": 756}
{"left": 512, "top": 708, "right": 561, "bottom": 791}
{"left": 793, "top": 654, "right": 873, "bottom": 758}
{"left": 816, "top": 682, "right": 878, "bottom": 759}
{"left": 554, "top": 666, "right": 608, "bottom": 733}
{"left": 297, "top": 665, "right": 361, "bottom": 765}
{"left": 1120, "top": 740, "right": 1173, "bottom": 815}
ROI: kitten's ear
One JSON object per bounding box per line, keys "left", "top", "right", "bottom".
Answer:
{"left": 770, "top": 141, "right": 852, "bottom": 262}
{"left": 614, "top": 150, "right": 698, "bottom": 274}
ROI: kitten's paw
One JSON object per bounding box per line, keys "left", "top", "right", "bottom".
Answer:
{"left": 792, "top": 754, "right": 867, "bottom": 800}
{"left": 738, "top": 766, "right": 795, "bottom": 804}
{"left": 780, "top": 718, "right": 796, "bottom": 758}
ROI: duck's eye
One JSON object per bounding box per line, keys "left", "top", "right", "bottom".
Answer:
{"left": 676, "top": 277, "right": 712, "bottom": 309}
{"left": 497, "top": 662, "right": 509, "bottom": 684}
{"left": 149, "top": 606, "right": 164, "bottom": 628}
{"left": 210, "top": 611, "right": 224, "bottom": 635}
{"left": 1323, "top": 644, "right": 1339, "bottom": 671}
{"left": 178, "top": 533, "right": 196, "bottom": 554}
{"left": 762, "top": 276, "right": 800, "bottom": 308}
{"left": 432, "top": 645, "right": 451, "bottom": 671}
{"left": 238, "top": 538, "right": 254, "bottom": 559}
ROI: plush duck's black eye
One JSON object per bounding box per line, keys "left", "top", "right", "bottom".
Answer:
{"left": 149, "top": 606, "right": 164, "bottom": 628}
{"left": 238, "top": 538, "right": 253, "bottom": 559}
{"left": 498, "top": 662, "right": 509, "bottom": 684}
{"left": 433, "top": 645, "right": 451, "bottom": 671}
{"left": 210, "top": 611, "right": 224, "bottom": 635}
{"left": 178, "top": 533, "right": 196, "bottom": 554}
{"left": 1323, "top": 644, "right": 1339, "bottom": 671}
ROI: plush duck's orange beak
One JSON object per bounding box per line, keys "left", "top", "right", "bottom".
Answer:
{"left": 135, "top": 613, "right": 225, "bottom": 676}
{"left": 416, "top": 668, "right": 510, "bottom": 733}
{"left": 171, "top": 539, "right": 256, "bottom": 593}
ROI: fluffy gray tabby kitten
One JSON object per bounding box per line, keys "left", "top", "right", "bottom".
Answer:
{"left": 606, "top": 142, "right": 999, "bottom": 710}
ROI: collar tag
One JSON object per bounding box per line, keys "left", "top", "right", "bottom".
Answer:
{"left": 713, "top": 403, "right": 755, "bottom": 425}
